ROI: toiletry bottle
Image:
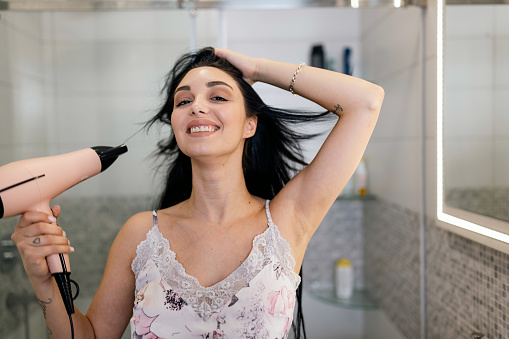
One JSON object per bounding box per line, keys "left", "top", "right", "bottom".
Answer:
{"left": 335, "top": 258, "right": 353, "bottom": 299}
{"left": 354, "top": 158, "right": 367, "bottom": 197}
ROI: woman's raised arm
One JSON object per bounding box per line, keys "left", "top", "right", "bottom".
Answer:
{"left": 216, "top": 49, "right": 384, "bottom": 241}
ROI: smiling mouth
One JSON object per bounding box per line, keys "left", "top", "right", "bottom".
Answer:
{"left": 188, "top": 125, "right": 220, "bottom": 134}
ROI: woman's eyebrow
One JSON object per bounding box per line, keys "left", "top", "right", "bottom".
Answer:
{"left": 207, "top": 81, "right": 233, "bottom": 90}
{"left": 175, "top": 81, "right": 232, "bottom": 96}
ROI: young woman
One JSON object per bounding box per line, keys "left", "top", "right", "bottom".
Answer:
{"left": 11, "top": 47, "right": 383, "bottom": 339}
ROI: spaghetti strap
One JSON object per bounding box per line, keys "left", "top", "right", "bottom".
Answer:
{"left": 152, "top": 210, "right": 158, "bottom": 227}
{"left": 265, "top": 199, "right": 274, "bottom": 225}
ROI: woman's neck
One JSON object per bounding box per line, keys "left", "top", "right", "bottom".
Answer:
{"left": 185, "top": 156, "right": 259, "bottom": 223}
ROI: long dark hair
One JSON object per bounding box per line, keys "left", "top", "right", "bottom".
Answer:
{"left": 146, "top": 47, "right": 332, "bottom": 339}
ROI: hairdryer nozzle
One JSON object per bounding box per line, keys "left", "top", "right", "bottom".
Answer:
{"left": 92, "top": 144, "right": 128, "bottom": 172}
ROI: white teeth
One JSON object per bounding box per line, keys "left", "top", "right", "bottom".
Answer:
{"left": 190, "top": 125, "right": 216, "bottom": 133}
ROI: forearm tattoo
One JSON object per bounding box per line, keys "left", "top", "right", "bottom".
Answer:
{"left": 38, "top": 298, "right": 53, "bottom": 334}
{"left": 334, "top": 104, "right": 343, "bottom": 112}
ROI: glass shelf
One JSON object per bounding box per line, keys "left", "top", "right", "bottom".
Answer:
{"left": 336, "top": 193, "right": 376, "bottom": 201}
{"left": 308, "top": 288, "right": 378, "bottom": 310}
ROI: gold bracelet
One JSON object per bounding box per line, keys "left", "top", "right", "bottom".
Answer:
{"left": 289, "top": 62, "right": 306, "bottom": 96}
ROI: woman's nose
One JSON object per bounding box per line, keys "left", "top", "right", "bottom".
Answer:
{"left": 190, "top": 97, "right": 209, "bottom": 115}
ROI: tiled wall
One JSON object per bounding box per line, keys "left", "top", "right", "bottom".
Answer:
{"left": 427, "top": 218, "right": 509, "bottom": 339}
{"left": 363, "top": 199, "right": 421, "bottom": 338}
{"left": 0, "top": 12, "right": 47, "bottom": 162}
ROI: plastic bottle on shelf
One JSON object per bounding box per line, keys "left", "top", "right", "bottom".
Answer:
{"left": 354, "top": 158, "right": 367, "bottom": 197}
{"left": 335, "top": 258, "right": 354, "bottom": 299}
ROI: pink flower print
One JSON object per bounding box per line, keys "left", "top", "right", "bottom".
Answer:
{"left": 132, "top": 307, "right": 160, "bottom": 338}
{"left": 266, "top": 286, "right": 295, "bottom": 317}
{"left": 266, "top": 286, "right": 296, "bottom": 337}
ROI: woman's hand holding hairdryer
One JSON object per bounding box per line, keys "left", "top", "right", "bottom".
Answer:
{"left": 11, "top": 206, "right": 73, "bottom": 288}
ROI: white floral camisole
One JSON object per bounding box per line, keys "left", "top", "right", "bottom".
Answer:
{"left": 130, "top": 200, "right": 301, "bottom": 339}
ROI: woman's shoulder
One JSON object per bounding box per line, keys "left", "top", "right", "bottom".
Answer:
{"left": 116, "top": 210, "right": 157, "bottom": 251}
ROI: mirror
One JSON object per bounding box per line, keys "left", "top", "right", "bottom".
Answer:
{"left": 438, "top": 0, "right": 509, "bottom": 250}
{"left": 443, "top": 3, "right": 509, "bottom": 223}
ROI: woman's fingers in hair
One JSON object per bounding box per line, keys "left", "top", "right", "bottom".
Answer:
{"left": 214, "top": 48, "right": 258, "bottom": 85}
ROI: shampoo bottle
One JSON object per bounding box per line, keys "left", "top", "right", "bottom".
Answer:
{"left": 335, "top": 258, "right": 354, "bottom": 299}
{"left": 355, "top": 158, "right": 367, "bottom": 197}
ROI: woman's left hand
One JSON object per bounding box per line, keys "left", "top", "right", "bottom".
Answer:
{"left": 214, "top": 48, "right": 260, "bottom": 85}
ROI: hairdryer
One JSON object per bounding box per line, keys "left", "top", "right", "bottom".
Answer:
{"left": 0, "top": 144, "right": 128, "bottom": 319}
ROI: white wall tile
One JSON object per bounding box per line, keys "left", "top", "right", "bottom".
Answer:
{"left": 1, "top": 12, "right": 44, "bottom": 41}
{"left": 495, "top": 4, "right": 509, "bottom": 35}
{"left": 364, "top": 139, "right": 422, "bottom": 212}
{"left": 50, "top": 11, "right": 199, "bottom": 42}
{"left": 54, "top": 96, "right": 100, "bottom": 145}
{"left": 11, "top": 75, "right": 46, "bottom": 145}
{"left": 445, "top": 5, "right": 494, "bottom": 38}
{"left": 0, "top": 17, "right": 11, "bottom": 82}
{"left": 426, "top": 0, "right": 438, "bottom": 60}
{"left": 495, "top": 38, "right": 509, "bottom": 87}
{"left": 53, "top": 41, "right": 187, "bottom": 94}
{"left": 0, "top": 91, "right": 14, "bottom": 146}
{"left": 361, "top": 7, "right": 422, "bottom": 82}
{"left": 226, "top": 8, "right": 360, "bottom": 41}
{"left": 360, "top": 8, "right": 393, "bottom": 38}
{"left": 444, "top": 38, "right": 492, "bottom": 88}
{"left": 444, "top": 88, "right": 493, "bottom": 138}
{"left": 372, "top": 65, "right": 422, "bottom": 139}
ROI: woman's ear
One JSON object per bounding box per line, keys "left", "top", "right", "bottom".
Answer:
{"left": 244, "top": 115, "right": 258, "bottom": 138}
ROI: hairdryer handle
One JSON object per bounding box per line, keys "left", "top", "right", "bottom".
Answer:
{"left": 36, "top": 203, "right": 75, "bottom": 315}
{"left": 36, "top": 203, "right": 71, "bottom": 274}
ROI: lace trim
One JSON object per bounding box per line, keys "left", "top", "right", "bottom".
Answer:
{"left": 131, "top": 202, "right": 301, "bottom": 320}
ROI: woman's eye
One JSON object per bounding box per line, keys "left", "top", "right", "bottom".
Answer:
{"left": 176, "top": 99, "right": 191, "bottom": 107}
{"left": 211, "top": 96, "right": 227, "bottom": 102}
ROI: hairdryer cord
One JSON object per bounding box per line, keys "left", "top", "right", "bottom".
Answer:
{"left": 69, "top": 312, "right": 75, "bottom": 339}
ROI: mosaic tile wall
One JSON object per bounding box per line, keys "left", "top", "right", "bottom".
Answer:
{"left": 426, "top": 220, "right": 509, "bottom": 339}
{"left": 446, "top": 187, "right": 509, "bottom": 222}
{"left": 364, "top": 198, "right": 509, "bottom": 339}
{"left": 363, "top": 199, "right": 422, "bottom": 339}
{"left": 303, "top": 199, "right": 364, "bottom": 291}
{"left": 0, "top": 195, "right": 152, "bottom": 338}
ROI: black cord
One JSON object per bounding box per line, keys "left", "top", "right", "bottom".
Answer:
{"left": 69, "top": 279, "right": 80, "bottom": 339}
{"left": 69, "top": 312, "right": 74, "bottom": 339}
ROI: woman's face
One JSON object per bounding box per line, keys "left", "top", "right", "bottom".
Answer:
{"left": 171, "top": 66, "right": 257, "bottom": 159}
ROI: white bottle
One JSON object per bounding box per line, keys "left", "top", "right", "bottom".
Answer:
{"left": 335, "top": 258, "right": 353, "bottom": 299}
{"left": 354, "top": 158, "right": 367, "bottom": 197}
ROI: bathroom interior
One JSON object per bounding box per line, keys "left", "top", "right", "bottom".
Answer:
{"left": 0, "top": 0, "right": 508, "bottom": 338}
